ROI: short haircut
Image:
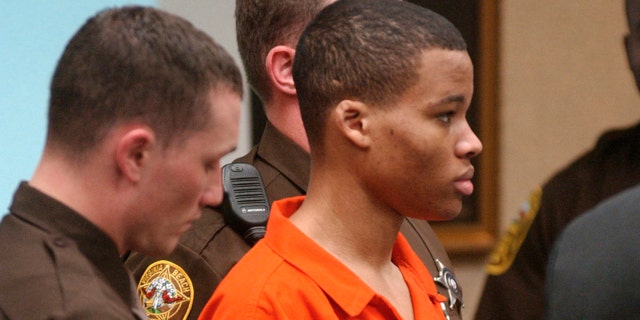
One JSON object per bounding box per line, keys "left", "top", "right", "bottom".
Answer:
{"left": 235, "top": 0, "right": 328, "bottom": 103}
{"left": 292, "top": 0, "right": 467, "bottom": 149}
{"left": 48, "top": 6, "right": 243, "bottom": 159}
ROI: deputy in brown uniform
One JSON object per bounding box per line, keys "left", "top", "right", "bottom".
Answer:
{"left": 475, "top": 1, "right": 640, "bottom": 319}
{"left": 0, "top": 6, "right": 243, "bottom": 319}
{"left": 125, "top": 1, "right": 464, "bottom": 319}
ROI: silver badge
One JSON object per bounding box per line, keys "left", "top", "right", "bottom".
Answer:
{"left": 433, "top": 259, "right": 463, "bottom": 310}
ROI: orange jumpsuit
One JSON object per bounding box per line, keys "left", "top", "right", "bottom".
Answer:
{"left": 199, "top": 196, "right": 447, "bottom": 319}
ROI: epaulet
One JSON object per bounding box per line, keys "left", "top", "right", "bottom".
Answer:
{"left": 486, "top": 187, "right": 542, "bottom": 275}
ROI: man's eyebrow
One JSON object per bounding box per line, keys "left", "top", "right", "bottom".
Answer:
{"left": 431, "top": 94, "right": 466, "bottom": 107}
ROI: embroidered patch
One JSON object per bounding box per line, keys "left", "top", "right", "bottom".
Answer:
{"left": 486, "top": 187, "right": 542, "bottom": 275}
{"left": 137, "top": 260, "right": 194, "bottom": 320}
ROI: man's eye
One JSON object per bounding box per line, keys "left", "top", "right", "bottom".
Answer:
{"left": 437, "top": 112, "right": 454, "bottom": 123}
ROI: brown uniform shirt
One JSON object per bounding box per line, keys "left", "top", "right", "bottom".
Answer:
{"left": 476, "top": 123, "right": 640, "bottom": 320}
{"left": 126, "top": 121, "right": 463, "bottom": 320}
{"left": 0, "top": 182, "right": 146, "bottom": 320}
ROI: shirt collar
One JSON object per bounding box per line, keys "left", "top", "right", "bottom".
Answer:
{"left": 257, "top": 121, "right": 310, "bottom": 192}
{"left": 265, "top": 196, "right": 375, "bottom": 316}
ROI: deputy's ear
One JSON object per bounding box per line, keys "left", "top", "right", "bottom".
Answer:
{"left": 266, "top": 45, "right": 296, "bottom": 95}
{"left": 115, "top": 127, "right": 155, "bottom": 182}
{"left": 335, "top": 100, "right": 370, "bottom": 148}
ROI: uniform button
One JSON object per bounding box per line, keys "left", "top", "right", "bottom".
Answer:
{"left": 53, "top": 238, "right": 66, "bottom": 247}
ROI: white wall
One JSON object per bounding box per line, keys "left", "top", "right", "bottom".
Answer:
{"left": 158, "top": 0, "right": 253, "bottom": 164}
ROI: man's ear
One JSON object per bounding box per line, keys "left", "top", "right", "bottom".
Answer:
{"left": 266, "top": 45, "right": 296, "bottom": 95}
{"left": 115, "top": 127, "right": 155, "bottom": 182}
{"left": 334, "top": 100, "right": 371, "bottom": 149}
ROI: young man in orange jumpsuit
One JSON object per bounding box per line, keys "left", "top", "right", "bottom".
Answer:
{"left": 200, "top": 0, "right": 482, "bottom": 318}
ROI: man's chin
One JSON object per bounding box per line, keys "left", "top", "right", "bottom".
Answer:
{"left": 415, "top": 206, "right": 462, "bottom": 222}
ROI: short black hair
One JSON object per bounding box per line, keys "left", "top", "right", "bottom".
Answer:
{"left": 293, "top": 0, "right": 466, "bottom": 149}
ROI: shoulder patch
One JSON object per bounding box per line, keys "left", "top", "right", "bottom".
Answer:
{"left": 137, "top": 260, "right": 194, "bottom": 320}
{"left": 486, "top": 187, "right": 542, "bottom": 275}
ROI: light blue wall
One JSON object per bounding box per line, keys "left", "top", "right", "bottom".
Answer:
{"left": 0, "top": 0, "right": 155, "bottom": 216}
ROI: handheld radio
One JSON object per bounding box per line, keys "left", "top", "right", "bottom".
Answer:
{"left": 221, "top": 163, "right": 270, "bottom": 246}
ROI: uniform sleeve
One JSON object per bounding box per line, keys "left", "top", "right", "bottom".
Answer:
{"left": 125, "top": 243, "right": 220, "bottom": 320}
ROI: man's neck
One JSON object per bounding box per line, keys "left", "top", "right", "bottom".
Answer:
{"left": 289, "top": 172, "right": 414, "bottom": 319}
{"left": 265, "top": 96, "right": 310, "bottom": 153}
{"left": 30, "top": 152, "right": 126, "bottom": 254}
{"left": 289, "top": 167, "right": 405, "bottom": 268}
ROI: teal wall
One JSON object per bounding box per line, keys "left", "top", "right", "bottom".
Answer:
{"left": 0, "top": 1, "right": 156, "bottom": 216}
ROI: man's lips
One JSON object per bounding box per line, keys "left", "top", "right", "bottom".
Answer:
{"left": 454, "top": 167, "right": 475, "bottom": 196}
{"left": 454, "top": 179, "right": 474, "bottom": 196}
